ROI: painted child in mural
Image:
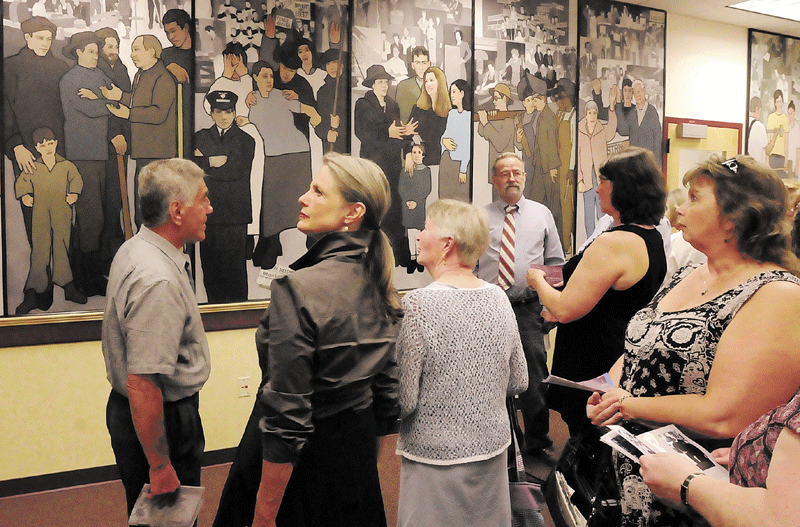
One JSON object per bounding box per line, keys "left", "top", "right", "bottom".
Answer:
{"left": 439, "top": 79, "right": 471, "bottom": 202}
{"left": 248, "top": 61, "right": 321, "bottom": 270}
{"left": 354, "top": 64, "right": 415, "bottom": 267}
{"left": 194, "top": 90, "right": 256, "bottom": 303}
{"left": 399, "top": 143, "right": 431, "bottom": 274}
{"left": 515, "top": 74, "right": 562, "bottom": 238}
{"left": 62, "top": 31, "right": 119, "bottom": 298}
{"left": 314, "top": 48, "right": 349, "bottom": 154}
{"left": 15, "top": 128, "right": 86, "bottom": 314}
{"left": 4, "top": 16, "right": 69, "bottom": 249}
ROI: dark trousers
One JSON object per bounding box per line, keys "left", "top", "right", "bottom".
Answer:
{"left": 105, "top": 389, "right": 205, "bottom": 516}
{"left": 200, "top": 223, "right": 248, "bottom": 303}
{"left": 213, "top": 403, "right": 387, "bottom": 527}
{"left": 512, "top": 298, "right": 552, "bottom": 451}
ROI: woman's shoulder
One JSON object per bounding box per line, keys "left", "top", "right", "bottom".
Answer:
{"left": 587, "top": 228, "right": 649, "bottom": 259}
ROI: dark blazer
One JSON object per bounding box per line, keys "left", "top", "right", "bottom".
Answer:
{"left": 194, "top": 124, "right": 255, "bottom": 225}
{"left": 354, "top": 90, "right": 408, "bottom": 174}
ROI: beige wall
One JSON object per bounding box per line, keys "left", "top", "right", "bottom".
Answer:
{"left": 0, "top": 11, "right": 754, "bottom": 485}
{"left": 0, "top": 328, "right": 260, "bottom": 481}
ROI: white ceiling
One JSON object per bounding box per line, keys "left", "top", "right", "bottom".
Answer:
{"left": 624, "top": 0, "right": 800, "bottom": 38}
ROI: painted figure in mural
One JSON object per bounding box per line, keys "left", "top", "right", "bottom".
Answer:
{"left": 206, "top": 41, "right": 266, "bottom": 240}
{"left": 476, "top": 153, "right": 565, "bottom": 458}
{"left": 194, "top": 91, "right": 256, "bottom": 303}
{"left": 61, "top": 31, "right": 119, "bottom": 298}
{"left": 577, "top": 95, "right": 618, "bottom": 238}
{"left": 354, "top": 64, "right": 415, "bottom": 266}
{"left": 439, "top": 79, "right": 471, "bottom": 202}
{"left": 747, "top": 96, "right": 771, "bottom": 165}
{"left": 477, "top": 83, "right": 517, "bottom": 200}
{"left": 396, "top": 46, "right": 430, "bottom": 125}
{"left": 95, "top": 26, "right": 132, "bottom": 266}
{"left": 407, "top": 66, "right": 450, "bottom": 168}
{"left": 454, "top": 29, "right": 471, "bottom": 81}
{"left": 787, "top": 100, "right": 800, "bottom": 177}
{"left": 271, "top": 42, "right": 317, "bottom": 140}
{"left": 161, "top": 8, "right": 193, "bottom": 157}
{"left": 102, "top": 34, "right": 178, "bottom": 228}
{"left": 515, "top": 75, "right": 562, "bottom": 237}
{"left": 297, "top": 38, "right": 326, "bottom": 96}
{"left": 554, "top": 82, "right": 577, "bottom": 254}
{"left": 384, "top": 43, "right": 408, "bottom": 79}
{"left": 4, "top": 16, "right": 69, "bottom": 249}
{"left": 399, "top": 143, "right": 431, "bottom": 274}
{"left": 618, "top": 79, "right": 662, "bottom": 161}
{"left": 503, "top": 47, "right": 523, "bottom": 87}
{"left": 580, "top": 41, "right": 597, "bottom": 82}
{"left": 767, "top": 89, "right": 790, "bottom": 172}
{"left": 248, "top": 62, "right": 321, "bottom": 270}
{"left": 314, "top": 48, "right": 349, "bottom": 154}
{"left": 614, "top": 77, "right": 634, "bottom": 133}
{"left": 15, "top": 128, "right": 86, "bottom": 314}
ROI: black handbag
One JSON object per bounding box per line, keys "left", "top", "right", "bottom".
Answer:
{"left": 543, "top": 426, "right": 621, "bottom": 527}
{"left": 507, "top": 397, "right": 547, "bottom": 527}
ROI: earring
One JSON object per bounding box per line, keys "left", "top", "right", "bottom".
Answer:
{"left": 343, "top": 225, "right": 349, "bottom": 231}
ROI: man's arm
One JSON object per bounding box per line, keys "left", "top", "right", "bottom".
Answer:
{"left": 126, "top": 373, "right": 181, "bottom": 495}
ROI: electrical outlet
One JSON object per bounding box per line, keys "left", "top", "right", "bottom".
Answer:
{"left": 238, "top": 376, "right": 251, "bottom": 398}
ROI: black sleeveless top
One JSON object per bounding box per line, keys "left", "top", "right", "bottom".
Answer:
{"left": 551, "top": 224, "right": 667, "bottom": 385}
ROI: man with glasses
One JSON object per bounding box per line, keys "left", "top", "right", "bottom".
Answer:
{"left": 397, "top": 46, "right": 430, "bottom": 124}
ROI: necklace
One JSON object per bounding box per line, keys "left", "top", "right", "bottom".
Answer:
{"left": 700, "top": 267, "right": 735, "bottom": 296}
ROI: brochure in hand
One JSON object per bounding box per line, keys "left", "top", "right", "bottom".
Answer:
{"left": 529, "top": 264, "right": 564, "bottom": 286}
{"left": 543, "top": 373, "right": 615, "bottom": 393}
{"left": 601, "top": 424, "right": 729, "bottom": 481}
{"left": 128, "top": 484, "right": 204, "bottom": 527}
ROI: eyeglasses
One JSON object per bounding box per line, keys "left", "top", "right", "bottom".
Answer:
{"left": 720, "top": 158, "right": 739, "bottom": 174}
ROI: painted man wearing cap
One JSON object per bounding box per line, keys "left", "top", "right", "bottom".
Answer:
{"left": 515, "top": 75, "right": 563, "bottom": 239}
{"left": 194, "top": 91, "right": 255, "bottom": 303}
{"left": 102, "top": 34, "right": 178, "bottom": 227}
{"left": 62, "top": 31, "right": 124, "bottom": 298}
{"left": 314, "top": 48, "right": 349, "bottom": 153}
{"left": 477, "top": 83, "right": 516, "bottom": 200}
{"left": 4, "top": 16, "right": 69, "bottom": 249}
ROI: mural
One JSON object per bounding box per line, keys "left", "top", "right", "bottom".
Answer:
{"left": 575, "top": 0, "right": 665, "bottom": 247}
{"left": 747, "top": 29, "right": 800, "bottom": 179}
{"left": 1, "top": 0, "right": 665, "bottom": 319}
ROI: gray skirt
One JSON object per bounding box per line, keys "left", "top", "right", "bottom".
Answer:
{"left": 398, "top": 452, "right": 511, "bottom": 527}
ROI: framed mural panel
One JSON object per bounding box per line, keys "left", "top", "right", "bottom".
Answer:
{"left": 575, "top": 0, "right": 665, "bottom": 248}
{"left": 747, "top": 29, "right": 800, "bottom": 179}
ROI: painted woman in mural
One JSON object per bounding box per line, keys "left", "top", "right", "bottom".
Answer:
{"left": 407, "top": 66, "right": 450, "bottom": 168}
{"left": 439, "top": 79, "right": 471, "bottom": 202}
{"left": 248, "top": 61, "right": 321, "bottom": 270}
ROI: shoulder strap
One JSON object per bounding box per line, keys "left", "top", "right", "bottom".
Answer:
{"left": 745, "top": 118, "right": 757, "bottom": 155}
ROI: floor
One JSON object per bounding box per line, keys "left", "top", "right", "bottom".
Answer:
{"left": 0, "top": 411, "right": 568, "bottom": 527}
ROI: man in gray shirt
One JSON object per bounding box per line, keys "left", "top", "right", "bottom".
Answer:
{"left": 102, "top": 158, "right": 213, "bottom": 515}
{"left": 476, "top": 153, "right": 565, "bottom": 457}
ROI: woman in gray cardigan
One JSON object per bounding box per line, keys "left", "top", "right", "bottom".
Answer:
{"left": 396, "top": 199, "right": 529, "bottom": 527}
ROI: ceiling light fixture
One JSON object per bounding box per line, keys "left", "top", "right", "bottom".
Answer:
{"left": 729, "top": 0, "right": 800, "bottom": 23}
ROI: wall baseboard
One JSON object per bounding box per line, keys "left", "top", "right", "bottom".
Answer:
{"left": 0, "top": 447, "right": 236, "bottom": 498}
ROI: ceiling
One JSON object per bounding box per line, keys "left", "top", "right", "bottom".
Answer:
{"left": 623, "top": 0, "right": 800, "bottom": 38}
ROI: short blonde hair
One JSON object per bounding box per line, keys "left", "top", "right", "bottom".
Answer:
{"left": 665, "top": 187, "right": 688, "bottom": 227}
{"left": 426, "top": 199, "right": 489, "bottom": 268}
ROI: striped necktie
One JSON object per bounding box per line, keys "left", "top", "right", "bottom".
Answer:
{"left": 498, "top": 204, "right": 518, "bottom": 290}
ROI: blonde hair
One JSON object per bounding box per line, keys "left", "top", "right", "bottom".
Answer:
{"left": 665, "top": 187, "right": 688, "bottom": 228}
{"left": 415, "top": 67, "right": 451, "bottom": 118}
{"left": 426, "top": 199, "right": 489, "bottom": 268}
{"left": 322, "top": 153, "right": 401, "bottom": 318}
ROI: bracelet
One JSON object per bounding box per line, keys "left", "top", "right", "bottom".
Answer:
{"left": 618, "top": 394, "right": 633, "bottom": 404}
{"left": 680, "top": 472, "right": 705, "bottom": 509}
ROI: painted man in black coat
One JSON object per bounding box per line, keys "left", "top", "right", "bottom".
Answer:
{"left": 194, "top": 91, "right": 256, "bottom": 303}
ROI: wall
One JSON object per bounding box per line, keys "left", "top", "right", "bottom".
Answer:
{"left": 0, "top": 10, "right": 754, "bottom": 487}
{"left": 0, "top": 328, "right": 260, "bottom": 482}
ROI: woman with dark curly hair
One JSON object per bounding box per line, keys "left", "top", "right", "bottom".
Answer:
{"left": 527, "top": 147, "right": 668, "bottom": 438}
{"left": 588, "top": 155, "right": 800, "bottom": 527}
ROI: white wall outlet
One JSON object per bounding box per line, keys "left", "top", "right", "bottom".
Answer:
{"left": 238, "top": 376, "right": 251, "bottom": 398}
